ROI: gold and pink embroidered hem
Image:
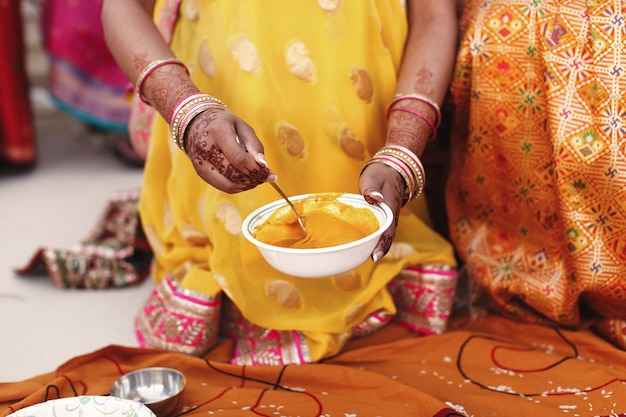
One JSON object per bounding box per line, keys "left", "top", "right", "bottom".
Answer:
{"left": 135, "top": 264, "right": 459, "bottom": 364}
{"left": 135, "top": 275, "right": 221, "bottom": 356}
{"left": 16, "top": 189, "right": 152, "bottom": 289}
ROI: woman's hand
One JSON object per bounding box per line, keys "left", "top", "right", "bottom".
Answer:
{"left": 359, "top": 163, "right": 405, "bottom": 262}
{"left": 184, "top": 109, "right": 276, "bottom": 193}
{"left": 356, "top": 0, "right": 456, "bottom": 262}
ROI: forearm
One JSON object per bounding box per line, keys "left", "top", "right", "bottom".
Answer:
{"left": 101, "top": 0, "right": 198, "bottom": 120}
{"left": 389, "top": 0, "right": 458, "bottom": 157}
{"left": 397, "top": 1, "right": 458, "bottom": 103}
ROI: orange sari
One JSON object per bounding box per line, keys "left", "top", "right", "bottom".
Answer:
{"left": 447, "top": 0, "right": 626, "bottom": 347}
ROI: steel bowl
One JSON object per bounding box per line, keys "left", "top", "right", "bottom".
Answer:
{"left": 110, "top": 367, "right": 186, "bottom": 417}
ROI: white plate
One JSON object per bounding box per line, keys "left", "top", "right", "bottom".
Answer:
{"left": 7, "top": 396, "right": 156, "bottom": 417}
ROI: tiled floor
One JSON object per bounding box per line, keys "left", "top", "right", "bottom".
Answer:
{"left": 0, "top": 89, "right": 152, "bottom": 382}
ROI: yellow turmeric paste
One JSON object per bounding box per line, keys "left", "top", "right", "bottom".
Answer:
{"left": 253, "top": 194, "right": 379, "bottom": 249}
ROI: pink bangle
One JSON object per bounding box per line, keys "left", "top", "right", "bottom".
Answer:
{"left": 374, "top": 146, "right": 426, "bottom": 200}
{"left": 387, "top": 107, "right": 437, "bottom": 142}
{"left": 177, "top": 102, "right": 227, "bottom": 148}
{"left": 135, "top": 58, "right": 189, "bottom": 104}
{"left": 389, "top": 93, "right": 441, "bottom": 128}
{"left": 168, "top": 92, "right": 206, "bottom": 126}
{"left": 373, "top": 154, "right": 417, "bottom": 201}
{"left": 385, "top": 144, "right": 426, "bottom": 187}
{"left": 169, "top": 94, "right": 228, "bottom": 151}
{"left": 361, "top": 156, "right": 414, "bottom": 203}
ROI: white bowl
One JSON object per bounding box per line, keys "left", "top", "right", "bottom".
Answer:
{"left": 242, "top": 193, "right": 393, "bottom": 278}
{"left": 7, "top": 396, "right": 155, "bottom": 417}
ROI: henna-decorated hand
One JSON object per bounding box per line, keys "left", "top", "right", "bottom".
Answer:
{"left": 184, "top": 109, "right": 276, "bottom": 193}
{"left": 359, "top": 162, "right": 404, "bottom": 262}
{"left": 360, "top": 100, "right": 431, "bottom": 261}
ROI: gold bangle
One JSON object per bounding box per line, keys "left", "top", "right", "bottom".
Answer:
{"left": 374, "top": 146, "right": 426, "bottom": 201}
{"left": 177, "top": 102, "right": 227, "bottom": 153}
{"left": 361, "top": 157, "right": 413, "bottom": 204}
{"left": 170, "top": 94, "right": 227, "bottom": 151}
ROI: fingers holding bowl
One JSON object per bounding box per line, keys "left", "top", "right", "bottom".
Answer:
{"left": 359, "top": 162, "right": 405, "bottom": 261}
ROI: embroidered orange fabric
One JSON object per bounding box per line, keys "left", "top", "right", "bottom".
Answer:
{"left": 446, "top": 0, "right": 626, "bottom": 345}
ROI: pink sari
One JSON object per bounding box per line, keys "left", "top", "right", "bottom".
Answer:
{"left": 40, "top": 0, "right": 130, "bottom": 131}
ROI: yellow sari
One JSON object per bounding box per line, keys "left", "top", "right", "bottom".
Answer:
{"left": 137, "top": 0, "right": 457, "bottom": 364}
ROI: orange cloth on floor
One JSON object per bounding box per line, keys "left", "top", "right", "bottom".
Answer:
{"left": 4, "top": 315, "right": 626, "bottom": 416}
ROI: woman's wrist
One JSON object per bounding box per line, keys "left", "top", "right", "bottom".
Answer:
{"left": 386, "top": 91, "right": 441, "bottom": 147}
{"left": 168, "top": 93, "right": 228, "bottom": 154}
{"left": 135, "top": 57, "right": 199, "bottom": 120}
{"left": 360, "top": 145, "right": 426, "bottom": 205}
{"left": 135, "top": 58, "right": 189, "bottom": 103}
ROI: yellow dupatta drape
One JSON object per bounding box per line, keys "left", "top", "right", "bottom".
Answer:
{"left": 139, "top": 0, "right": 457, "bottom": 362}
